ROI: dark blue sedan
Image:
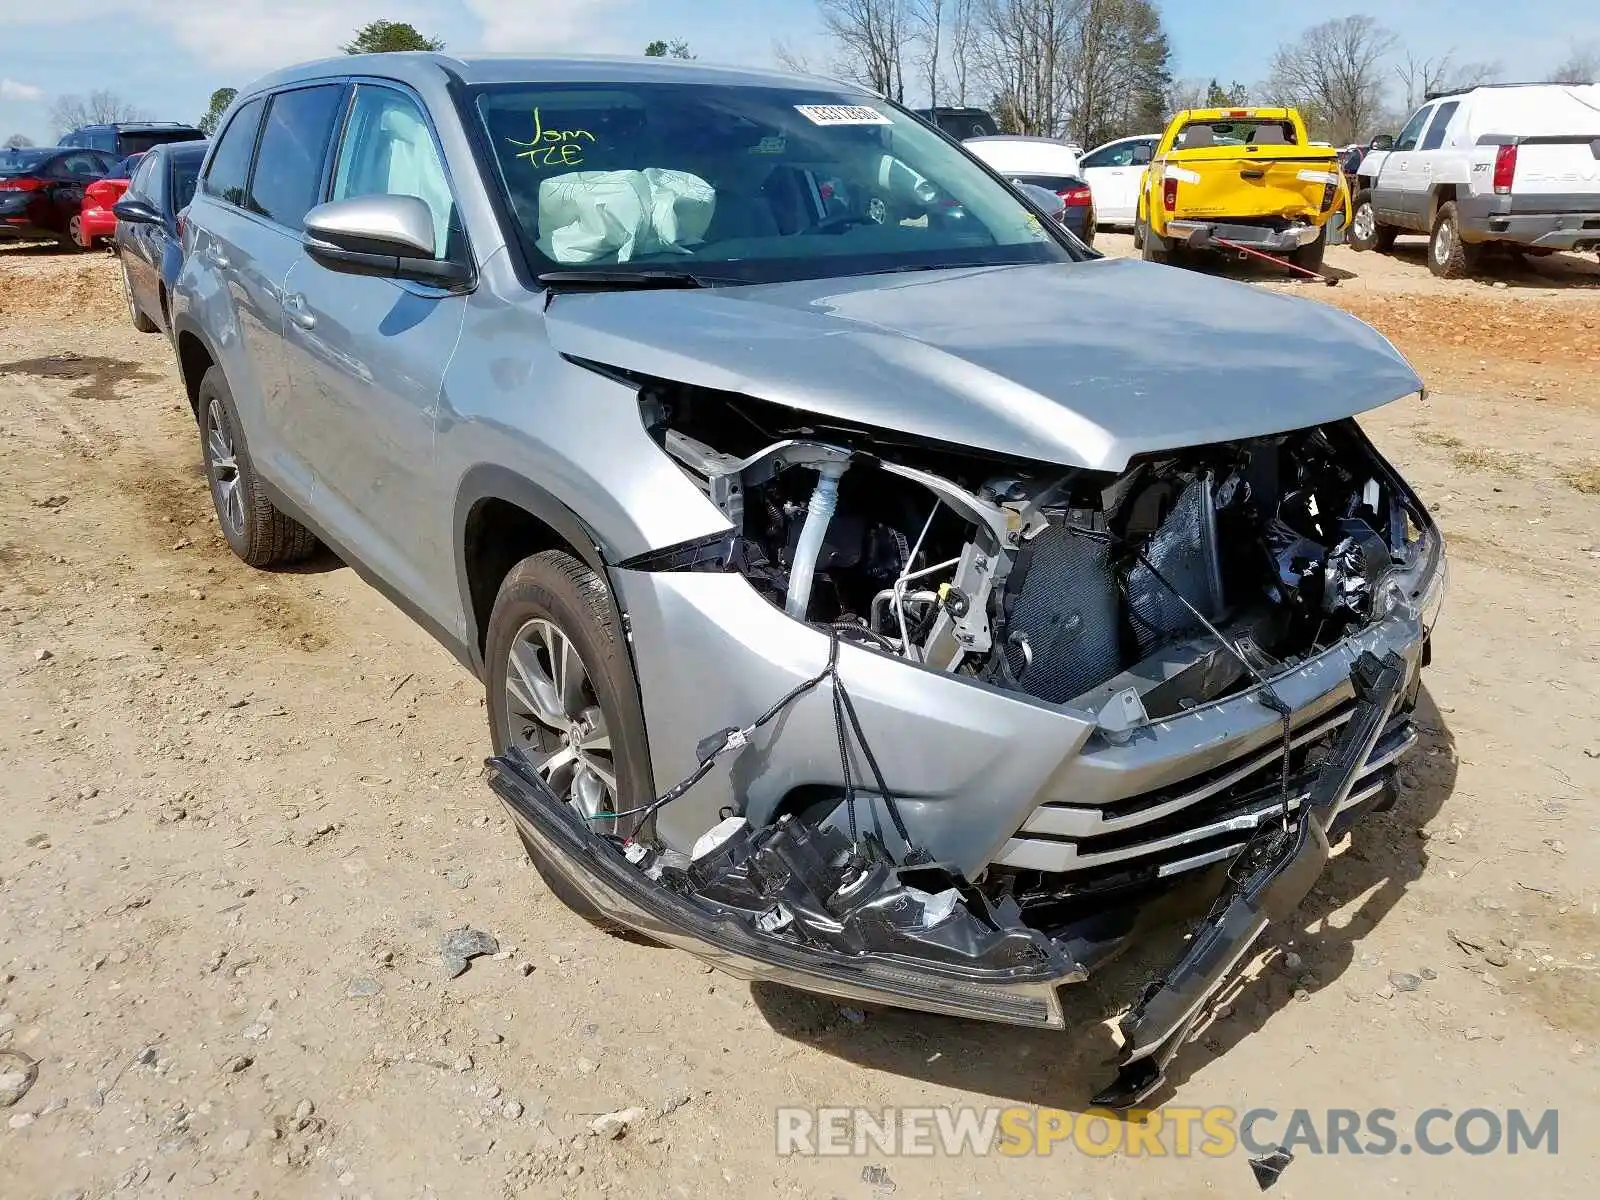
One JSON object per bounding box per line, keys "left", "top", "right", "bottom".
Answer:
{"left": 111, "top": 139, "right": 207, "bottom": 335}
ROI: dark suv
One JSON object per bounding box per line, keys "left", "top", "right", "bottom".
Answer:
{"left": 59, "top": 122, "right": 205, "bottom": 158}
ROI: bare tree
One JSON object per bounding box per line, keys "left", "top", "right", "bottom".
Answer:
{"left": 1395, "top": 50, "right": 1499, "bottom": 111}
{"left": 945, "top": 0, "right": 978, "bottom": 105}
{"left": 1266, "top": 17, "right": 1396, "bottom": 144}
{"left": 817, "top": 0, "right": 909, "bottom": 100}
{"left": 1549, "top": 41, "right": 1600, "bottom": 84}
{"left": 49, "top": 90, "right": 143, "bottom": 137}
{"left": 910, "top": 0, "right": 944, "bottom": 109}
{"left": 4, "top": 133, "right": 35, "bottom": 149}
{"left": 1166, "top": 76, "right": 1206, "bottom": 115}
{"left": 772, "top": 39, "right": 814, "bottom": 74}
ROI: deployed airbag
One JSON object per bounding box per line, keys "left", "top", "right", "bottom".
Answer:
{"left": 538, "top": 169, "right": 716, "bottom": 264}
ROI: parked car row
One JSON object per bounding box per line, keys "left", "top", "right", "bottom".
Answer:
{"left": 0, "top": 121, "right": 203, "bottom": 251}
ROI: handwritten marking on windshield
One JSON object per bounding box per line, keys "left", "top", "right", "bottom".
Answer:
{"left": 507, "top": 109, "right": 598, "bottom": 168}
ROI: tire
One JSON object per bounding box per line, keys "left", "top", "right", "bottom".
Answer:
{"left": 1346, "top": 189, "right": 1395, "bottom": 253}
{"left": 121, "top": 259, "right": 157, "bottom": 333}
{"left": 1428, "top": 201, "right": 1480, "bottom": 279}
{"left": 197, "top": 367, "right": 318, "bottom": 567}
{"left": 1131, "top": 218, "right": 1145, "bottom": 251}
{"left": 485, "top": 550, "right": 655, "bottom": 935}
{"left": 1290, "top": 226, "right": 1327, "bottom": 272}
{"left": 68, "top": 214, "right": 90, "bottom": 250}
{"left": 1140, "top": 225, "right": 1169, "bottom": 263}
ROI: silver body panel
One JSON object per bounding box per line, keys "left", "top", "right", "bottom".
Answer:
{"left": 171, "top": 52, "right": 1440, "bottom": 886}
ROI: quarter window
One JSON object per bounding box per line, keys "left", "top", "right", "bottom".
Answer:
{"left": 246, "top": 84, "right": 345, "bottom": 229}
{"left": 204, "top": 98, "right": 265, "bottom": 206}
{"left": 329, "top": 85, "right": 458, "bottom": 259}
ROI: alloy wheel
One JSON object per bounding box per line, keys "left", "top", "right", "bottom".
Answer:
{"left": 503, "top": 617, "right": 617, "bottom": 825}
{"left": 205, "top": 400, "right": 245, "bottom": 537}
{"left": 121, "top": 263, "right": 138, "bottom": 322}
{"left": 1352, "top": 202, "right": 1375, "bottom": 243}
{"left": 1433, "top": 217, "right": 1455, "bottom": 265}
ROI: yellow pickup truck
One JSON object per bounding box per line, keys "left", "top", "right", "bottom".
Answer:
{"left": 1135, "top": 107, "right": 1348, "bottom": 270}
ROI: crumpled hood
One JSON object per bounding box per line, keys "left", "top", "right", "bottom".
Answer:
{"left": 543, "top": 257, "right": 1422, "bottom": 471}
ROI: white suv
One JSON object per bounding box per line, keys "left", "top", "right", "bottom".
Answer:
{"left": 1349, "top": 82, "right": 1600, "bottom": 276}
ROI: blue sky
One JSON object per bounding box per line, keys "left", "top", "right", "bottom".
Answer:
{"left": 2, "top": 1, "right": 1596, "bottom": 144}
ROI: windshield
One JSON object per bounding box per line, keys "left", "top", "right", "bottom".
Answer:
{"left": 470, "top": 81, "right": 1081, "bottom": 283}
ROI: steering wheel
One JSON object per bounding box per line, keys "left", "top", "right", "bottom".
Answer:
{"left": 805, "top": 212, "right": 878, "bottom": 235}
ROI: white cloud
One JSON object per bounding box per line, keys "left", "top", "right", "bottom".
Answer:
{"left": 460, "top": 0, "right": 634, "bottom": 54}
{"left": 1, "top": 79, "right": 45, "bottom": 103}
{"left": 5, "top": 2, "right": 456, "bottom": 76}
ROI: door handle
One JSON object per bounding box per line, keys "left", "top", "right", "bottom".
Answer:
{"left": 282, "top": 292, "right": 315, "bottom": 330}
{"left": 204, "top": 243, "right": 230, "bottom": 269}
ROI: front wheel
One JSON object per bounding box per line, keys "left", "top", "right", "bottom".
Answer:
{"left": 121, "top": 260, "right": 157, "bottom": 333}
{"left": 1429, "top": 201, "right": 1481, "bottom": 279}
{"left": 486, "top": 550, "right": 656, "bottom": 934}
{"left": 1346, "top": 190, "right": 1395, "bottom": 253}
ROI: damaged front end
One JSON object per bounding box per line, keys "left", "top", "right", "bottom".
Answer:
{"left": 487, "top": 372, "right": 1445, "bottom": 1101}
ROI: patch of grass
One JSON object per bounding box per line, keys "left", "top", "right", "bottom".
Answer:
{"left": 1564, "top": 462, "right": 1600, "bottom": 495}
{"left": 1448, "top": 447, "right": 1528, "bottom": 475}
{"left": 1417, "top": 429, "right": 1528, "bottom": 476}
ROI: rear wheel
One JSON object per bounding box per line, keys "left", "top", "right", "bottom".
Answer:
{"left": 66, "top": 215, "right": 90, "bottom": 251}
{"left": 486, "top": 550, "right": 655, "bottom": 935}
{"left": 1290, "top": 226, "right": 1327, "bottom": 273}
{"left": 197, "top": 367, "right": 318, "bottom": 567}
{"left": 1140, "top": 223, "right": 1169, "bottom": 263}
{"left": 1429, "top": 201, "right": 1480, "bottom": 279}
{"left": 1131, "top": 217, "right": 1145, "bottom": 250}
{"left": 1346, "top": 189, "right": 1395, "bottom": 253}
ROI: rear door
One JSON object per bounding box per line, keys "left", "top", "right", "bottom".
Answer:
{"left": 277, "top": 80, "right": 470, "bottom": 623}
{"left": 1080, "top": 137, "right": 1152, "bottom": 224}
{"left": 45, "top": 150, "right": 111, "bottom": 234}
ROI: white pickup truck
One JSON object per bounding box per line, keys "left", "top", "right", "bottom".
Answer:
{"left": 1349, "top": 82, "right": 1600, "bottom": 277}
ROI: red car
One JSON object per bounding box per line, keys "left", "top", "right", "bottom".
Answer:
{"left": 75, "top": 153, "right": 145, "bottom": 248}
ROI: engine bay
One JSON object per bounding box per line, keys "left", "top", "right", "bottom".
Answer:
{"left": 640, "top": 380, "right": 1431, "bottom": 726}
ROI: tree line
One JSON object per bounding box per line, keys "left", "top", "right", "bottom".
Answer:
{"left": 799, "top": 2, "right": 1600, "bottom": 147}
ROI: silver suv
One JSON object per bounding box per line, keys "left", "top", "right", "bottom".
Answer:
{"left": 171, "top": 54, "right": 1446, "bottom": 1105}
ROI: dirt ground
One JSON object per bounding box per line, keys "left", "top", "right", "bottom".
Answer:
{"left": 2, "top": 234, "right": 1597, "bottom": 1200}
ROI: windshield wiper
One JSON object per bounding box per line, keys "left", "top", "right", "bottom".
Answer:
{"left": 538, "top": 268, "right": 747, "bottom": 292}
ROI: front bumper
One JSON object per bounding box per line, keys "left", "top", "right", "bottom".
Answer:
{"left": 1169, "top": 219, "right": 1322, "bottom": 252}
{"left": 487, "top": 645, "right": 1411, "bottom": 1103}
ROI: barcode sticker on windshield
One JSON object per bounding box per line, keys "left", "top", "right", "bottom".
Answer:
{"left": 795, "top": 104, "right": 891, "bottom": 126}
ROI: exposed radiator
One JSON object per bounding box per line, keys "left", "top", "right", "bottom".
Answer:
{"left": 1001, "top": 478, "right": 1226, "bottom": 707}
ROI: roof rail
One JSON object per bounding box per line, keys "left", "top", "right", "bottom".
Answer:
{"left": 1423, "top": 80, "right": 1581, "bottom": 101}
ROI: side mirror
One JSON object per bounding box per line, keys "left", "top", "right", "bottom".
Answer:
{"left": 1369, "top": 134, "right": 1394, "bottom": 151}
{"left": 1131, "top": 144, "right": 1153, "bottom": 165}
{"left": 302, "top": 195, "right": 469, "bottom": 287}
{"left": 112, "top": 198, "right": 161, "bottom": 225}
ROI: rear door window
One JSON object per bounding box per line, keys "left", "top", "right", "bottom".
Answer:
{"left": 247, "top": 84, "right": 346, "bottom": 229}
{"left": 204, "top": 98, "right": 265, "bottom": 206}
{"left": 1419, "top": 101, "right": 1459, "bottom": 151}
